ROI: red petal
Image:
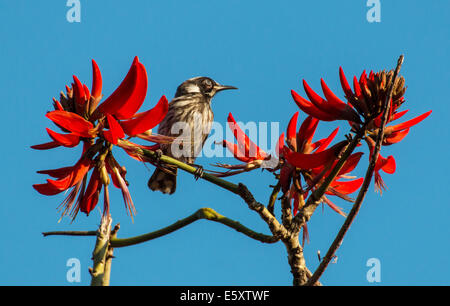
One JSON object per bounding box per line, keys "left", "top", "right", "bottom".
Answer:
{"left": 91, "top": 59, "right": 102, "bottom": 98}
{"left": 105, "top": 163, "right": 121, "bottom": 189}
{"left": 72, "top": 75, "right": 86, "bottom": 105}
{"left": 353, "top": 76, "right": 363, "bottom": 99}
{"left": 339, "top": 67, "right": 353, "bottom": 98}
{"left": 291, "top": 90, "right": 337, "bottom": 121}
{"left": 46, "top": 111, "right": 94, "bottom": 138}
{"left": 120, "top": 95, "right": 169, "bottom": 136}
{"left": 330, "top": 178, "right": 364, "bottom": 195}
{"left": 114, "top": 61, "right": 148, "bottom": 119}
{"left": 338, "top": 152, "right": 364, "bottom": 175}
{"left": 286, "top": 112, "right": 299, "bottom": 149}
{"left": 81, "top": 191, "right": 100, "bottom": 215}
{"left": 391, "top": 109, "right": 409, "bottom": 122}
{"left": 53, "top": 98, "right": 64, "bottom": 111}
{"left": 320, "top": 78, "right": 347, "bottom": 108}
{"left": 314, "top": 127, "right": 339, "bottom": 153}
{"left": 280, "top": 164, "right": 294, "bottom": 193}
{"left": 222, "top": 140, "right": 253, "bottom": 163}
{"left": 320, "top": 79, "right": 362, "bottom": 123}
{"left": 83, "top": 84, "right": 91, "bottom": 101}
{"left": 297, "top": 115, "right": 319, "bottom": 149}
{"left": 37, "top": 166, "right": 74, "bottom": 179}
{"left": 303, "top": 80, "right": 335, "bottom": 112}
{"left": 384, "top": 128, "right": 410, "bottom": 145}
{"left": 380, "top": 155, "right": 396, "bottom": 174}
{"left": 94, "top": 57, "right": 148, "bottom": 120}
{"left": 389, "top": 110, "right": 432, "bottom": 132}
{"left": 283, "top": 142, "right": 346, "bottom": 169}
{"left": 94, "top": 57, "right": 139, "bottom": 117}
{"left": 227, "top": 113, "right": 266, "bottom": 159}
{"left": 46, "top": 157, "right": 92, "bottom": 192}
{"left": 80, "top": 168, "right": 101, "bottom": 214}
{"left": 369, "top": 71, "right": 375, "bottom": 82}
{"left": 275, "top": 132, "right": 285, "bottom": 157}
{"left": 46, "top": 128, "right": 80, "bottom": 147}
{"left": 103, "top": 114, "right": 125, "bottom": 145}
{"left": 33, "top": 183, "right": 62, "bottom": 196}
{"left": 31, "top": 141, "right": 60, "bottom": 150}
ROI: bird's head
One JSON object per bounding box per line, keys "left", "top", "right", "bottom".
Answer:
{"left": 175, "top": 77, "right": 237, "bottom": 100}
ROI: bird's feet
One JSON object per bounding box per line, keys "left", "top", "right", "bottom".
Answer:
{"left": 190, "top": 163, "right": 204, "bottom": 181}
{"left": 154, "top": 149, "right": 163, "bottom": 162}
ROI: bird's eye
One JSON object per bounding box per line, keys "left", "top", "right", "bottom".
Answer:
{"left": 202, "top": 78, "right": 214, "bottom": 92}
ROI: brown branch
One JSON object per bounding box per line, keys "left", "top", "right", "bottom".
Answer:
{"left": 237, "top": 183, "right": 289, "bottom": 239}
{"left": 267, "top": 182, "right": 281, "bottom": 216}
{"left": 306, "top": 55, "right": 405, "bottom": 286}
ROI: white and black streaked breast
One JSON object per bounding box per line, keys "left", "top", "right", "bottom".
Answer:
{"left": 158, "top": 93, "right": 214, "bottom": 163}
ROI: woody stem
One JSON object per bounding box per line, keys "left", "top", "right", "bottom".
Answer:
{"left": 89, "top": 215, "right": 113, "bottom": 286}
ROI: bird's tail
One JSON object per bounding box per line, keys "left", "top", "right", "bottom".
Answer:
{"left": 148, "top": 168, "right": 177, "bottom": 194}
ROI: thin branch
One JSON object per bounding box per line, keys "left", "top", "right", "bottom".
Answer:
{"left": 236, "top": 183, "right": 289, "bottom": 239}
{"left": 128, "top": 143, "right": 288, "bottom": 240}
{"left": 267, "top": 182, "right": 281, "bottom": 216}
{"left": 42, "top": 230, "right": 97, "bottom": 237}
{"left": 110, "top": 207, "right": 280, "bottom": 248}
{"left": 306, "top": 55, "right": 405, "bottom": 286}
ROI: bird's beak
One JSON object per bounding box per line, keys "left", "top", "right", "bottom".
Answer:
{"left": 215, "top": 85, "right": 238, "bottom": 92}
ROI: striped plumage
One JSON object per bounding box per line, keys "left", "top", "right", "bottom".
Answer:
{"left": 148, "top": 77, "right": 237, "bottom": 194}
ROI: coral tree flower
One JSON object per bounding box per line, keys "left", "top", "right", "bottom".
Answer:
{"left": 292, "top": 67, "right": 431, "bottom": 192}
{"left": 32, "top": 57, "right": 169, "bottom": 220}
{"left": 215, "top": 113, "right": 277, "bottom": 176}
{"left": 280, "top": 112, "right": 363, "bottom": 217}
{"left": 338, "top": 67, "right": 432, "bottom": 191}
{"left": 291, "top": 79, "right": 362, "bottom": 123}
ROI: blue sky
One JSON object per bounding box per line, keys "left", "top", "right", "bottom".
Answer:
{"left": 0, "top": 1, "right": 448, "bottom": 285}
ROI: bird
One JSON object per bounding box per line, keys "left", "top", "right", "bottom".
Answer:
{"left": 148, "top": 76, "right": 237, "bottom": 194}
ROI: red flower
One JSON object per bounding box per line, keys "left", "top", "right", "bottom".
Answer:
{"left": 291, "top": 79, "right": 362, "bottom": 123}
{"left": 215, "top": 113, "right": 276, "bottom": 177}
{"left": 338, "top": 67, "right": 431, "bottom": 192}
{"left": 32, "top": 57, "right": 169, "bottom": 220}
{"left": 365, "top": 137, "right": 396, "bottom": 193}
{"left": 280, "top": 112, "right": 363, "bottom": 216}
{"left": 338, "top": 67, "right": 431, "bottom": 137}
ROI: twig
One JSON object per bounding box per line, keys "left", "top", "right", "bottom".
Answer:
{"left": 267, "top": 182, "right": 281, "bottom": 216}
{"left": 123, "top": 141, "right": 288, "bottom": 239}
{"left": 236, "top": 183, "right": 289, "bottom": 239}
{"left": 42, "top": 230, "right": 97, "bottom": 237}
{"left": 110, "top": 207, "right": 280, "bottom": 248}
{"left": 306, "top": 55, "right": 404, "bottom": 286}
